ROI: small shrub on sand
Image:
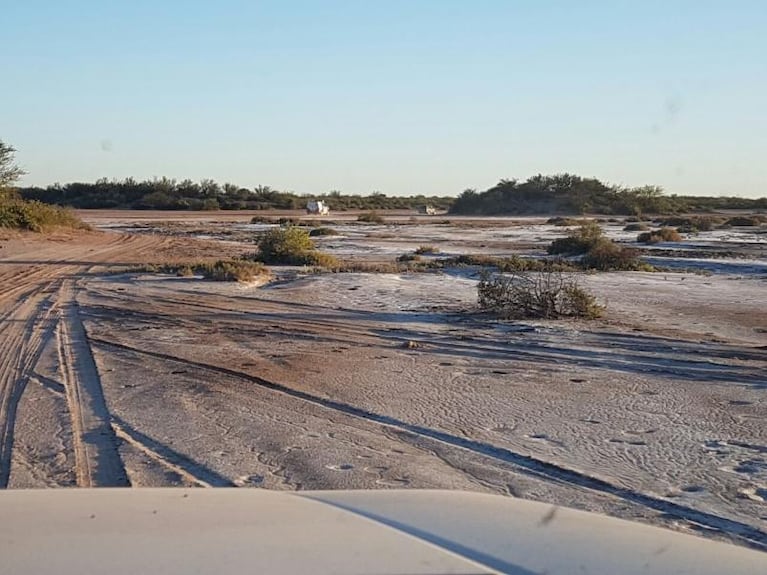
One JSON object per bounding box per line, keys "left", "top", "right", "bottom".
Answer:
{"left": 309, "top": 227, "right": 338, "bottom": 237}
{"left": 357, "top": 211, "right": 385, "bottom": 224}
{"left": 546, "top": 217, "right": 590, "bottom": 227}
{"left": 623, "top": 223, "right": 649, "bottom": 232}
{"left": 478, "top": 270, "right": 603, "bottom": 320}
{"left": 548, "top": 222, "right": 603, "bottom": 255}
{"left": 255, "top": 226, "right": 338, "bottom": 267}
{"left": 581, "top": 238, "right": 644, "bottom": 271}
{"left": 414, "top": 245, "right": 439, "bottom": 255}
{"left": 638, "top": 227, "right": 682, "bottom": 244}
{"left": 196, "top": 260, "right": 266, "bottom": 282}
{"left": 397, "top": 253, "right": 422, "bottom": 263}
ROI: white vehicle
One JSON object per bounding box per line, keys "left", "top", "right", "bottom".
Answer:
{"left": 2, "top": 488, "right": 764, "bottom": 574}
{"left": 306, "top": 200, "right": 330, "bottom": 215}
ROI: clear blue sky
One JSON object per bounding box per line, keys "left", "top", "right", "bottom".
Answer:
{"left": 3, "top": 1, "right": 766, "bottom": 197}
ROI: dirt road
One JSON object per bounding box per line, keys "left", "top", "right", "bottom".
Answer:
{"left": 1, "top": 227, "right": 765, "bottom": 553}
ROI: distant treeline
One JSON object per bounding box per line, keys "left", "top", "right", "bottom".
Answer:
{"left": 17, "top": 178, "right": 454, "bottom": 211}
{"left": 449, "top": 174, "right": 767, "bottom": 216}
{"left": 16, "top": 174, "right": 767, "bottom": 215}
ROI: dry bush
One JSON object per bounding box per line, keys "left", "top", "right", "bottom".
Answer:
{"left": 637, "top": 227, "right": 682, "bottom": 244}
{"left": 397, "top": 253, "right": 421, "bottom": 262}
{"left": 414, "top": 245, "right": 439, "bottom": 255}
{"left": 196, "top": 260, "right": 265, "bottom": 281}
{"left": 131, "top": 259, "right": 267, "bottom": 282}
{"left": 308, "top": 227, "right": 337, "bottom": 237}
{"left": 655, "top": 216, "right": 724, "bottom": 232}
{"left": 357, "top": 211, "right": 385, "bottom": 223}
{"left": 623, "top": 223, "right": 649, "bottom": 231}
{"left": 546, "top": 217, "right": 591, "bottom": 226}
{"left": 725, "top": 215, "right": 766, "bottom": 227}
{"left": 478, "top": 270, "right": 603, "bottom": 320}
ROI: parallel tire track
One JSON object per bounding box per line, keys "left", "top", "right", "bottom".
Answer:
{"left": 57, "top": 282, "right": 129, "bottom": 487}
{"left": 90, "top": 336, "right": 767, "bottom": 551}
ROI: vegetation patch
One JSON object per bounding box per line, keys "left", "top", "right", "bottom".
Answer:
{"left": 548, "top": 222, "right": 604, "bottom": 255}
{"left": 725, "top": 215, "right": 767, "bottom": 227}
{"left": 357, "top": 211, "right": 385, "bottom": 224}
{"left": 478, "top": 270, "right": 603, "bottom": 320}
{"left": 414, "top": 245, "right": 439, "bottom": 255}
{"left": 654, "top": 216, "right": 724, "bottom": 232}
{"left": 0, "top": 198, "right": 90, "bottom": 232}
{"left": 133, "top": 259, "right": 267, "bottom": 282}
{"left": 253, "top": 226, "right": 339, "bottom": 267}
{"left": 623, "top": 223, "right": 650, "bottom": 231}
{"left": 547, "top": 217, "right": 591, "bottom": 226}
{"left": 547, "top": 223, "right": 648, "bottom": 270}
{"left": 308, "top": 227, "right": 338, "bottom": 237}
{"left": 397, "top": 253, "right": 422, "bottom": 263}
{"left": 638, "top": 227, "right": 683, "bottom": 244}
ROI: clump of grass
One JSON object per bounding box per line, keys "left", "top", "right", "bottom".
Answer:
{"left": 637, "top": 227, "right": 682, "bottom": 244}
{"left": 357, "top": 211, "right": 385, "bottom": 224}
{"left": 132, "top": 259, "right": 267, "bottom": 282}
{"left": 623, "top": 223, "right": 649, "bottom": 231}
{"left": 478, "top": 270, "right": 603, "bottom": 320}
{"left": 0, "top": 199, "right": 91, "bottom": 232}
{"left": 250, "top": 215, "right": 273, "bottom": 224}
{"left": 196, "top": 260, "right": 266, "bottom": 281}
{"left": 308, "top": 227, "right": 338, "bottom": 237}
{"left": 414, "top": 245, "right": 439, "bottom": 255}
{"left": 253, "top": 226, "right": 339, "bottom": 267}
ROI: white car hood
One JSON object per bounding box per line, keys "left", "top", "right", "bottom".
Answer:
{"left": 1, "top": 489, "right": 764, "bottom": 574}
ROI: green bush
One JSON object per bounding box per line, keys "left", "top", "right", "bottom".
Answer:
{"left": 581, "top": 238, "right": 642, "bottom": 271}
{"left": 0, "top": 198, "right": 90, "bottom": 232}
{"left": 637, "top": 227, "right": 682, "bottom": 244}
{"left": 255, "top": 226, "right": 338, "bottom": 267}
{"left": 309, "top": 227, "right": 338, "bottom": 237}
{"left": 357, "top": 211, "right": 385, "bottom": 224}
{"left": 548, "top": 222, "right": 603, "bottom": 255}
{"left": 477, "top": 270, "right": 603, "bottom": 320}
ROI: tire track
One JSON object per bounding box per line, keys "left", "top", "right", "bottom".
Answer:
{"left": 0, "top": 232, "right": 181, "bottom": 487}
{"left": 110, "top": 416, "right": 233, "bottom": 487}
{"left": 57, "top": 281, "right": 129, "bottom": 487}
{"left": 90, "top": 336, "right": 767, "bottom": 550}
{"left": 0, "top": 283, "right": 61, "bottom": 487}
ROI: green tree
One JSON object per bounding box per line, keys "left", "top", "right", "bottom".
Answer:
{"left": 0, "top": 140, "right": 26, "bottom": 199}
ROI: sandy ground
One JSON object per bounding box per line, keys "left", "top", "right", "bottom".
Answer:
{"left": 1, "top": 214, "right": 765, "bottom": 552}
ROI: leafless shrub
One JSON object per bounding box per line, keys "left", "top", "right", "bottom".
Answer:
{"left": 478, "top": 270, "right": 603, "bottom": 319}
